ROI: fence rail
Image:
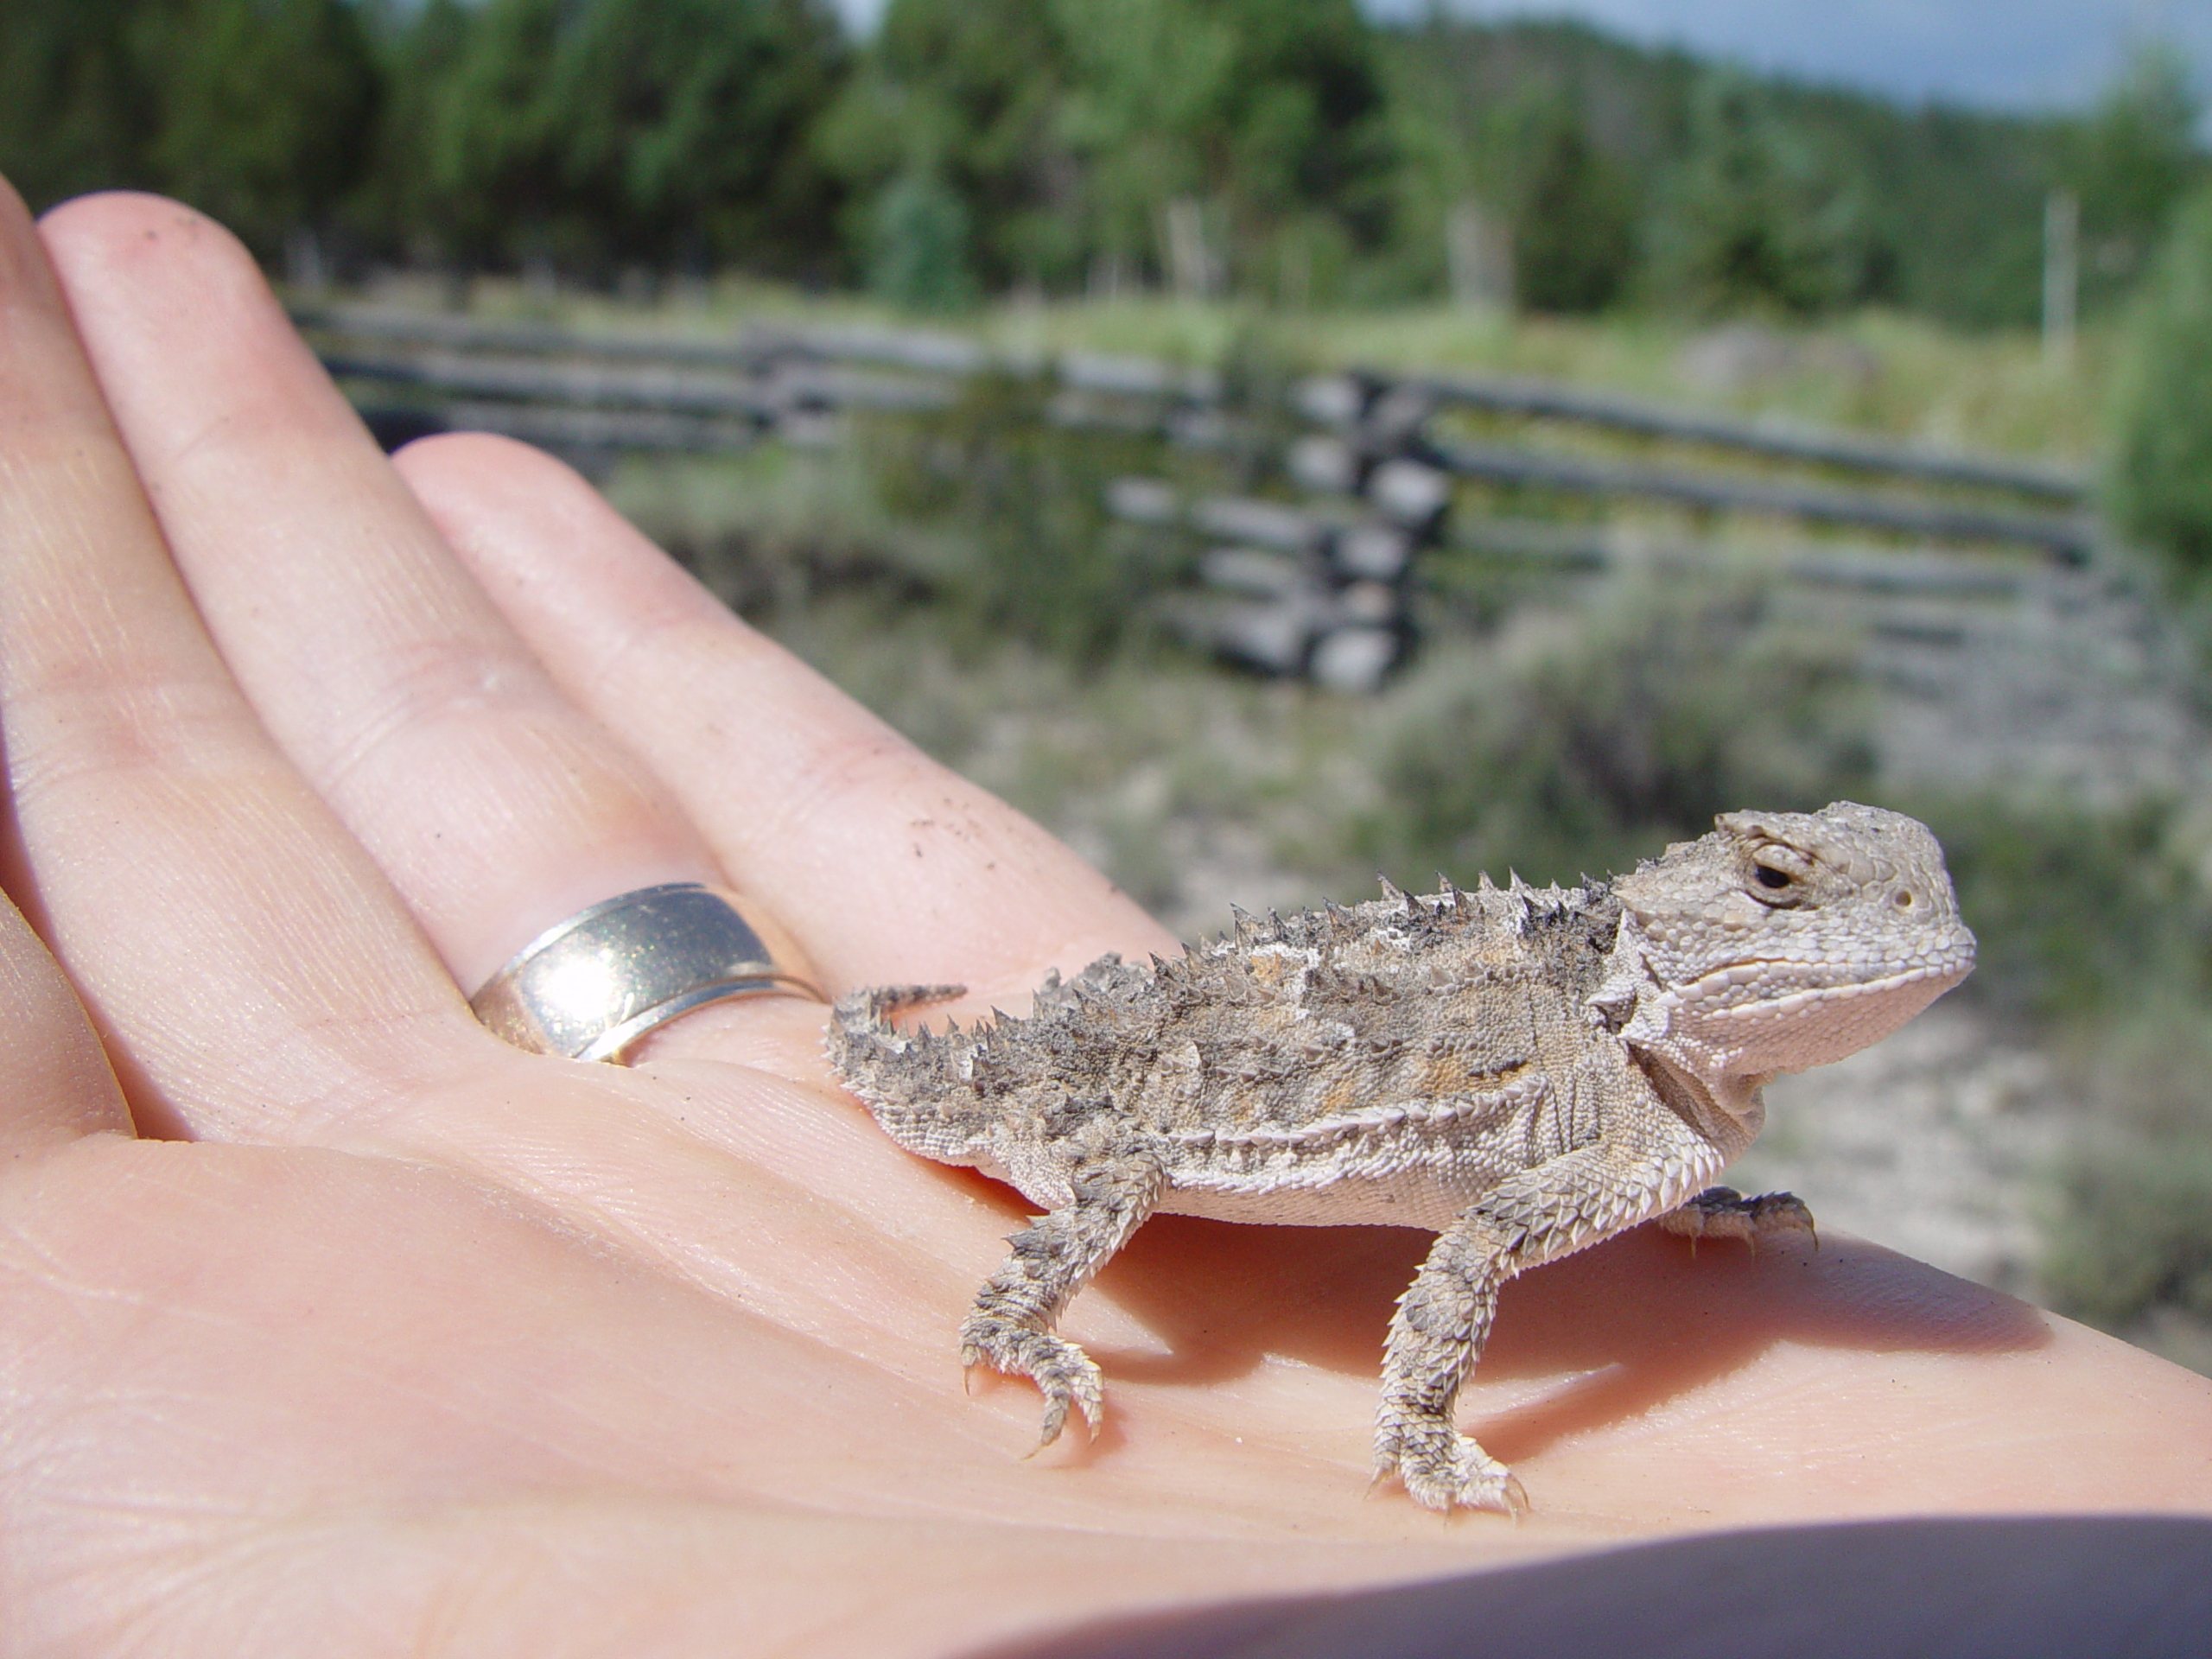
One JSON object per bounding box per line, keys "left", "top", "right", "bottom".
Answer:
{"left": 298, "top": 302, "right": 2078, "bottom": 496}
{"left": 1419, "top": 435, "right": 2093, "bottom": 560}
{"left": 297, "top": 302, "right": 2101, "bottom": 690}
{"left": 1398, "top": 371, "right": 2083, "bottom": 503}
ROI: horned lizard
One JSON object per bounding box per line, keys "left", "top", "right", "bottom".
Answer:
{"left": 827, "top": 803, "right": 1975, "bottom": 1512}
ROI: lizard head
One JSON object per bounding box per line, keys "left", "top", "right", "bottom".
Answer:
{"left": 1604, "top": 801, "right": 1976, "bottom": 1096}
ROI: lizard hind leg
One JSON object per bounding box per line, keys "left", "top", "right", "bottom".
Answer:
{"left": 958, "top": 1148, "right": 1166, "bottom": 1450}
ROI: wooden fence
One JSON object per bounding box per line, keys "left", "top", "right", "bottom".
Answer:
{"left": 297, "top": 304, "right": 2097, "bottom": 691}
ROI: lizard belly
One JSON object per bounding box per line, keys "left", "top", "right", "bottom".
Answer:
{"left": 1150, "top": 1109, "right": 1547, "bottom": 1230}
{"left": 1145, "top": 1069, "right": 1586, "bottom": 1230}
{"left": 1154, "top": 1166, "right": 1497, "bottom": 1230}
{"left": 967, "top": 1128, "right": 1514, "bottom": 1230}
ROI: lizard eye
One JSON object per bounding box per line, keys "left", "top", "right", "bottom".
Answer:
{"left": 1753, "top": 864, "right": 1791, "bottom": 890}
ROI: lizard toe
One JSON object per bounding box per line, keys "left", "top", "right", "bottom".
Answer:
{"left": 1378, "top": 1421, "right": 1525, "bottom": 1515}
{"left": 962, "top": 1318, "right": 1104, "bottom": 1449}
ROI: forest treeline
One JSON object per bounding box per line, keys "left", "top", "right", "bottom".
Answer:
{"left": 2, "top": 0, "right": 2202, "bottom": 327}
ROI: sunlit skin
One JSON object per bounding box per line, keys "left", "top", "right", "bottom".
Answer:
{"left": 0, "top": 181, "right": 2209, "bottom": 1656}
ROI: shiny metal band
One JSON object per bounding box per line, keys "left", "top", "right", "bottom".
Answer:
{"left": 469, "top": 882, "right": 823, "bottom": 1063}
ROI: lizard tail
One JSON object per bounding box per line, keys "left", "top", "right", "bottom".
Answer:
{"left": 825, "top": 984, "right": 978, "bottom": 1155}
{"left": 825, "top": 982, "right": 968, "bottom": 1084}
{"left": 830, "top": 983, "right": 969, "bottom": 1040}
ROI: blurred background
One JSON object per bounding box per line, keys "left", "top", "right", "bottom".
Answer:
{"left": 10, "top": 0, "right": 2212, "bottom": 1367}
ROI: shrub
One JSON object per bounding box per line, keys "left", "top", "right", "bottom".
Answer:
{"left": 2107, "top": 185, "right": 2212, "bottom": 585}
{"left": 865, "top": 373, "right": 1180, "bottom": 662}
{"left": 2042, "top": 1005, "right": 2212, "bottom": 1333}
{"left": 1900, "top": 798, "right": 2212, "bottom": 1345}
{"left": 1905, "top": 795, "right": 2209, "bottom": 1021}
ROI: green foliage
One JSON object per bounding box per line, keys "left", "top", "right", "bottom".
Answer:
{"left": 825, "top": 0, "right": 1391, "bottom": 293}
{"left": 2107, "top": 187, "right": 2212, "bottom": 582}
{"left": 137, "top": 0, "right": 378, "bottom": 256}
{"left": 417, "top": 0, "right": 848, "bottom": 274}
{"left": 818, "top": 0, "right": 1071, "bottom": 286}
{"left": 1370, "top": 16, "right": 2060, "bottom": 327}
{"left": 866, "top": 375, "right": 1177, "bottom": 662}
{"left": 1510, "top": 99, "right": 1635, "bottom": 314}
{"left": 0, "top": 1, "right": 2187, "bottom": 321}
{"left": 867, "top": 168, "right": 978, "bottom": 313}
{"left": 1363, "top": 582, "right": 1874, "bottom": 888}
{"left": 0, "top": 0, "right": 162, "bottom": 210}
{"left": 1067, "top": 0, "right": 1392, "bottom": 265}
{"left": 1854, "top": 101, "right": 2047, "bottom": 331}
{"left": 1650, "top": 71, "right": 1890, "bottom": 316}
{"left": 1371, "top": 18, "right": 1666, "bottom": 310}
{"left": 2064, "top": 42, "right": 2204, "bottom": 308}
{"left": 2042, "top": 1006, "right": 2212, "bottom": 1333}
{"left": 0, "top": 0, "right": 375, "bottom": 254}
{"left": 348, "top": 0, "right": 471, "bottom": 261}
{"left": 1048, "top": 0, "right": 1241, "bottom": 271}
{"left": 1188, "top": 0, "right": 1392, "bottom": 235}
{"left": 1907, "top": 797, "right": 2209, "bottom": 1020}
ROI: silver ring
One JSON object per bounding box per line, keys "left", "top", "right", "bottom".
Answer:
{"left": 469, "top": 882, "right": 823, "bottom": 1063}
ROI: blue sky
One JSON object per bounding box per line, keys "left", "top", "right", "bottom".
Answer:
{"left": 825, "top": 0, "right": 2212, "bottom": 118}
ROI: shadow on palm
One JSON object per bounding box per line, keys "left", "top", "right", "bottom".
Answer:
{"left": 1053, "top": 1205, "right": 2047, "bottom": 1471}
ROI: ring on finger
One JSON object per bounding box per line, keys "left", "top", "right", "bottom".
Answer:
{"left": 469, "top": 882, "right": 824, "bottom": 1063}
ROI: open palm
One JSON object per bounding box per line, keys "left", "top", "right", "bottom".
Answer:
{"left": 2, "top": 185, "right": 2208, "bottom": 1656}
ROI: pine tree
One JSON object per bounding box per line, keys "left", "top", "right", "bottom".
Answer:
{"left": 1653, "top": 70, "right": 1881, "bottom": 316}
{"left": 2067, "top": 43, "right": 2203, "bottom": 308}
{"left": 137, "top": 0, "right": 380, "bottom": 257}
{"left": 423, "top": 0, "right": 847, "bottom": 276}
{"left": 867, "top": 167, "right": 977, "bottom": 312}
{"left": 2108, "top": 188, "right": 2212, "bottom": 584}
{"left": 0, "top": 0, "right": 163, "bottom": 213}
{"left": 1511, "top": 99, "right": 1633, "bottom": 313}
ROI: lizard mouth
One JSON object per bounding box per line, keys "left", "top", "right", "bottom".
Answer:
{"left": 1675, "top": 944, "right": 1976, "bottom": 1017}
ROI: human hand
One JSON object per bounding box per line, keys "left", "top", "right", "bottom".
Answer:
{"left": 3, "top": 183, "right": 2209, "bottom": 1656}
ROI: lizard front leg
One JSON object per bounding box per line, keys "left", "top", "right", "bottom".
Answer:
{"left": 960, "top": 1147, "right": 1166, "bottom": 1448}
{"left": 1373, "top": 1207, "right": 1527, "bottom": 1514}
{"left": 1656, "top": 1185, "right": 1816, "bottom": 1253}
{"left": 1375, "top": 1103, "right": 1726, "bottom": 1513}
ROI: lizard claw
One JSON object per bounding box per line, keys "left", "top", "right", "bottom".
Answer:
{"left": 963, "top": 1322, "right": 1104, "bottom": 1452}
{"left": 1027, "top": 1371, "right": 1103, "bottom": 1452}
{"left": 1658, "top": 1186, "right": 1817, "bottom": 1253}
{"left": 1375, "top": 1424, "right": 1529, "bottom": 1516}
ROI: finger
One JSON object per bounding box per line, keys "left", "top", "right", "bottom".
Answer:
{"left": 35, "top": 195, "right": 820, "bottom": 1020}
{"left": 0, "top": 889, "right": 130, "bottom": 1148}
{"left": 395, "top": 435, "right": 1179, "bottom": 1000}
{"left": 0, "top": 187, "right": 942, "bottom": 1338}
{"left": 0, "top": 181, "right": 478, "bottom": 1139}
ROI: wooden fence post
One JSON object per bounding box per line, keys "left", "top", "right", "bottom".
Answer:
{"left": 2044, "top": 189, "right": 2078, "bottom": 370}
{"left": 1446, "top": 200, "right": 1512, "bottom": 313}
